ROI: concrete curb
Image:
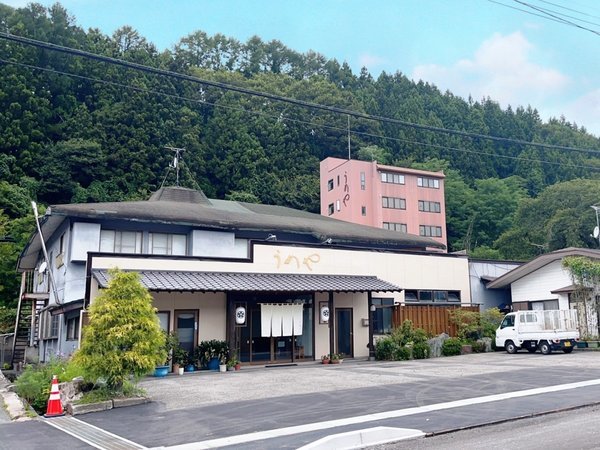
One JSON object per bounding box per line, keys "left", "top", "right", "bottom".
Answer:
{"left": 0, "top": 370, "right": 31, "bottom": 421}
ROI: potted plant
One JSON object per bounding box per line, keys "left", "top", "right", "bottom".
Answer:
{"left": 321, "top": 354, "right": 331, "bottom": 364}
{"left": 155, "top": 331, "right": 179, "bottom": 377}
{"left": 172, "top": 346, "right": 188, "bottom": 375}
{"left": 331, "top": 353, "right": 343, "bottom": 364}
{"left": 196, "top": 340, "right": 230, "bottom": 370}
{"left": 227, "top": 351, "right": 241, "bottom": 371}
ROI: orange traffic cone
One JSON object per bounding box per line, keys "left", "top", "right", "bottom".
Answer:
{"left": 44, "top": 375, "right": 65, "bottom": 418}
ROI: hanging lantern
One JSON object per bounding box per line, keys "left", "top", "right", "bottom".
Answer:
{"left": 320, "top": 305, "right": 329, "bottom": 323}
{"left": 235, "top": 306, "right": 246, "bottom": 325}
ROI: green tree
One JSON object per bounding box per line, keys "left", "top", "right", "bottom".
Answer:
{"left": 74, "top": 269, "right": 165, "bottom": 390}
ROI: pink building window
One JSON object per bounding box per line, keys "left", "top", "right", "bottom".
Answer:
{"left": 383, "top": 222, "right": 407, "bottom": 233}
{"left": 417, "top": 177, "right": 440, "bottom": 189}
{"left": 418, "top": 200, "right": 441, "bottom": 213}
{"left": 419, "top": 225, "right": 442, "bottom": 237}
{"left": 382, "top": 197, "right": 406, "bottom": 210}
{"left": 380, "top": 172, "right": 405, "bottom": 185}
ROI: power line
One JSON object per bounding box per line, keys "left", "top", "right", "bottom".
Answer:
{"left": 513, "top": 0, "right": 600, "bottom": 35}
{"left": 2, "top": 56, "right": 600, "bottom": 172}
{"left": 1, "top": 31, "right": 599, "bottom": 155}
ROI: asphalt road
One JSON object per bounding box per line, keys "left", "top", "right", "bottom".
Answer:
{"left": 1, "top": 351, "right": 599, "bottom": 449}
{"left": 376, "top": 404, "right": 600, "bottom": 450}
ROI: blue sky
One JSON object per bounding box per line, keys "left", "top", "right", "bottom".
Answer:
{"left": 4, "top": 0, "right": 600, "bottom": 136}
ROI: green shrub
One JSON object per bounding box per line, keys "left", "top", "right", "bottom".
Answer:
{"left": 393, "top": 346, "right": 411, "bottom": 361}
{"left": 14, "top": 357, "right": 87, "bottom": 413}
{"left": 74, "top": 269, "right": 165, "bottom": 390}
{"left": 412, "top": 342, "right": 431, "bottom": 359}
{"left": 375, "top": 337, "right": 398, "bottom": 360}
{"left": 442, "top": 338, "right": 463, "bottom": 356}
{"left": 375, "top": 320, "right": 431, "bottom": 361}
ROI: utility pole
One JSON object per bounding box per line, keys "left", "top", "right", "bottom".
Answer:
{"left": 591, "top": 205, "right": 600, "bottom": 247}
{"left": 165, "top": 146, "right": 185, "bottom": 187}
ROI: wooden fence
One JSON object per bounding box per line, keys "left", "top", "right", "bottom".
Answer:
{"left": 392, "top": 304, "right": 480, "bottom": 337}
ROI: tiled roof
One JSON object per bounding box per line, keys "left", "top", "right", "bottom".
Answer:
{"left": 91, "top": 269, "right": 401, "bottom": 293}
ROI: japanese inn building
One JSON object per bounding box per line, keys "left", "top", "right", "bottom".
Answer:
{"left": 16, "top": 186, "right": 470, "bottom": 366}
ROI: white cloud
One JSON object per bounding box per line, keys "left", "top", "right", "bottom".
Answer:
{"left": 563, "top": 89, "right": 600, "bottom": 137}
{"left": 411, "top": 32, "right": 569, "bottom": 109}
{"left": 358, "top": 52, "right": 387, "bottom": 70}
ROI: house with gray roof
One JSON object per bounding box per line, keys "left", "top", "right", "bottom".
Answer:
{"left": 487, "top": 247, "right": 600, "bottom": 338}
{"left": 14, "top": 186, "right": 471, "bottom": 367}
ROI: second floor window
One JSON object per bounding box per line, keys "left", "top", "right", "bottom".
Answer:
{"left": 149, "top": 233, "right": 187, "bottom": 255}
{"left": 327, "top": 179, "right": 334, "bottom": 191}
{"left": 100, "top": 230, "right": 142, "bottom": 254}
{"left": 382, "top": 196, "right": 406, "bottom": 210}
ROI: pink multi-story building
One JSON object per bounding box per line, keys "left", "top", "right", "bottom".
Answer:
{"left": 320, "top": 157, "right": 447, "bottom": 251}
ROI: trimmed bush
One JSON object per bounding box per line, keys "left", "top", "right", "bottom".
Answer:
{"left": 441, "top": 337, "right": 463, "bottom": 356}
{"left": 412, "top": 342, "right": 431, "bottom": 359}
{"left": 375, "top": 338, "right": 398, "bottom": 360}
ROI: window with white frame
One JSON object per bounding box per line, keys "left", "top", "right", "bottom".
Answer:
{"left": 382, "top": 196, "right": 406, "bottom": 210}
{"left": 419, "top": 225, "right": 442, "bottom": 237}
{"left": 100, "top": 230, "right": 142, "bottom": 254}
{"left": 380, "top": 171, "right": 405, "bottom": 185}
{"left": 327, "top": 179, "right": 334, "bottom": 191}
{"left": 149, "top": 233, "right": 187, "bottom": 255}
{"left": 360, "top": 172, "right": 366, "bottom": 190}
{"left": 418, "top": 200, "right": 441, "bottom": 213}
{"left": 417, "top": 177, "right": 440, "bottom": 189}
{"left": 404, "top": 290, "right": 460, "bottom": 303}
{"left": 383, "top": 222, "right": 407, "bottom": 233}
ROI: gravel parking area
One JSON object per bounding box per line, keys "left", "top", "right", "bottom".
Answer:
{"left": 138, "top": 351, "right": 600, "bottom": 411}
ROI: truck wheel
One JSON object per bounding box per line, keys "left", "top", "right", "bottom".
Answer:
{"left": 563, "top": 347, "right": 573, "bottom": 354}
{"left": 539, "top": 341, "right": 551, "bottom": 355}
{"left": 505, "top": 340, "right": 517, "bottom": 354}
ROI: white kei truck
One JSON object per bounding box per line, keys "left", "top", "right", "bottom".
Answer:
{"left": 495, "top": 309, "right": 580, "bottom": 354}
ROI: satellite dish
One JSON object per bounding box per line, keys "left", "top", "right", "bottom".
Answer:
{"left": 594, "top": 226, "right": 599, "bottom": 239}
{"left": 38, "top": 261, "right": 47, "bottom": 273}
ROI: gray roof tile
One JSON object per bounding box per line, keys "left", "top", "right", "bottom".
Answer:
{"left": 92, "top": 269, "right": 401, "bottom": 292}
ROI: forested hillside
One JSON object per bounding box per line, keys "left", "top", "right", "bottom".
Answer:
{"left": 1, "top": 3, "right": 600, "bottom": 320}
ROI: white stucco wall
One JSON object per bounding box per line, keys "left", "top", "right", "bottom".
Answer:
{"left": 91, "top": 243, "right": 471, "bottom": 303}
{"left": 153, "top": 292, "right": 227, "bottom": 342}
{"left": 511, "top": 260, "right": 572, "bottom": 309}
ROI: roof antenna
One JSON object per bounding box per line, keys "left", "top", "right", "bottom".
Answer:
{"left": 165, "top": 146, "right": 185, "bottom": 187}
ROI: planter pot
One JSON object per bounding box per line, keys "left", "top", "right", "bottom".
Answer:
{"left": 460, "top": 345, "right": 473, "bottom": 355}
{"left": 576, "top": 341, "right": 588, "bottom": 348}
{"left": 184, "top": 364, "right": 195, "bottom": 372}
{"left": 331, "top": 359, "right": 340, "bottom": 364}
{"left": 234, "top": 363, "right": 241, "bottom": 371}
{"left": 154, "top": 366, "right": 169, "bottom": 377}
{"left": 172, "top": 363, "right": 180, "bottom": 374}
{"left": 178, "top": 367, "right": 184, "bottom": 375}
{"left": 321, "top": 359, "right": 330, "bottom": 364}
{"left": 219, "top": 364, "right": 227, "bottom": 373}
{"left": 207, "top": 357, "right": 220, "bottom": 371}
{"left": 227, "top": 366, "right": 234, "bottom": 371}
{"left": 587, "top": 341, "right": 600, "bottom": 348}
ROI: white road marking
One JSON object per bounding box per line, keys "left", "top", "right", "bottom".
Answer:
{"left": 156, "top": 378, "right": 600, "bottom": 449}
{"left": 43, "top": 415, "right": 146, "bottom": 450}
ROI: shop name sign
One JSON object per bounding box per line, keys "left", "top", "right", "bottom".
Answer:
{"left": 273, "top": 249, "right": 321, "bottom": 271}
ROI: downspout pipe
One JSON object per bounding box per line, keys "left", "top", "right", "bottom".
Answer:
{"left": 31, "top": 201, "right": 61, "bottom": 305}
